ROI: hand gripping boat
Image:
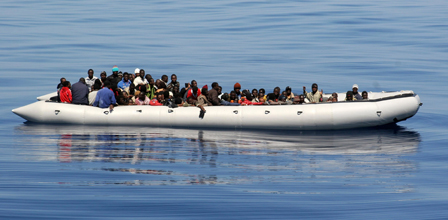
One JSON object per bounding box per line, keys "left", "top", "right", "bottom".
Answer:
{"left": 12, "top": 91, "right": 422, "bottom": 130}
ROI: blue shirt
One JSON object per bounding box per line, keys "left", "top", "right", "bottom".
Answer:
{"left": 117, "top": 79, "right": 132, "bottom": 91}
{"left": 93, "top": 88, "right": 116, "bottom": 108}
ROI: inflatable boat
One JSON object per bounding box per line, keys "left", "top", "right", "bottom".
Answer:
{"left": 13, "top": 90, "right": 422, "bottom": 130}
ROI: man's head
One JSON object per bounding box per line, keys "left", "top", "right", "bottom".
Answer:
{"left": 252, "top": 89, "right": 258, "bottom": 97}
{"left": 191, "top": 80, "right": 197, "bottom": 88}
{"left": 234, "top": 82, "right": 241, "bottom": 94}
{"left": 362, "top": 91, "right": 368, "bottom": 100}
{"left": 138, "top": 92, "right": 146, "bottom": 101}
{"left": 331, "top": 92, "right": 338, "bottom": 102}
{"left": 346, "top": 91, "right": 354, "bottom": 101}
{"left": 218, "top": 86, "right": 222, "bottom": 94}
{"left": 352, "top": 84, "right": 359, "bottom": 94}
{"left": 134, "top": 68, "right": 140, "bottom": 78}
{"left": 259, "top": 88, "right": 265, "bottom": 97}
{"left": 104, "top": 81, "right": 111, "bottom": 88}
{"left": 162, "top": 75, "right": 168, "bottom": 83}
{"left": 274, "top": 87, "right": 280, "bottom": 95}
{"left": 145, "top": 74, "right": 152, "bottom": 82}
{"left": 149, "top": 78, "right": 155, "bottom": 86}
{"left": 285, "top": 86, "right": 292, "bottom": 95}
{"left": 298, "top": 95, "right": 305, "bottom": 103}
{"left": 201, "top": 87, "right": 208, "bottom": 96}
{"left": 87, "top": 69, "right": 94, "bottom": 79}
{"left": 211, "top": 82, "right": 219, "bottom": 90}
{"left": 229, "top": 91, "right": 237, "bottom": 100}
{"left": 186, "top": 97, "right": 195, "bottom": 104}
{"left": 79, "top": 77, "right": 86, "bottom": 84}
{"left": 173, "top": 86, "right": 179, "bottom": 94}
{"left": 312, "top": 83, "right": 318, "bottom": 93}
{"left": 122, "top": 72, "right": 129, "bottom": 82}
{"left": 62, "top": 81, "right": 70, "bottom": 88}
{"left": 157, "top": 92, "right": 164, "bottom": 101}
{"left": 100, "top": 71, "right": 107, "bottom": 81}
{"left": 243, "top": 90, "right": 252, "bottom": 101}
{"left": 60, "top": 77, "right": 66, "bottom": 83}
{"left": 112, "top": 65, "right": 119, "bottom": 76}
{"left": 171, "top": 74, "right": 177, "bottom": 83}
{"left": 140, "top": 69, "right": 145, "bottom": 78}
{"left": 118, "top": 72, "right": 123, "bottom": 80}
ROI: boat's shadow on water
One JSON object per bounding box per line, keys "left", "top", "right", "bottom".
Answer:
{"left": 16, "top": 123, "right": 421, "bottom": 155}
{"left": 13, "top": 123, "right": 421, "bottom": 187}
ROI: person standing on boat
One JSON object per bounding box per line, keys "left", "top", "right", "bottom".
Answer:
{"left": 84, "top": 69, "right": 98, "bottom": 92}
{"left": 167, "top": 74, "right": 180, "bottom": 92}
{"left": 352, "top": 84, "right": 363, "bottom": 100}
{"left": 93, "top": 81, "right": 116, "bottom": 110}
{"left": 303, "top": 83, "right": 323, "bottom": 103}
{"left": 71, "top": 78, "right": 89, "bottom": 105}
{"left": 60, "top": 81, "right": 72, "bottom": 103}
{"left": 117, "top": 72, "right": 132, "bottom": 92}
{"left": 107, "top": 65, "right": 120, "bottom": 87}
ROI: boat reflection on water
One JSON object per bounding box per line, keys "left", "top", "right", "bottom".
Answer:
{"left": 14, "top": 124, "right": 421, "bottom": 189}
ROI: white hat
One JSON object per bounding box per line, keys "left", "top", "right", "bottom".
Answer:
{"left": 134, "top": 68, "right": 140, "bottom": 74}
{"left": 352, "top": 84, "right": 359, "bottom": 89}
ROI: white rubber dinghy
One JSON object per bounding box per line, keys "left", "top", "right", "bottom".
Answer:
{"left": 13, "top": 91, "right": 421, "bottom": 130}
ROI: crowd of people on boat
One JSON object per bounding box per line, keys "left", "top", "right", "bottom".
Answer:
{"left": 56, "top": 65, "right": 369, "bottom": 111}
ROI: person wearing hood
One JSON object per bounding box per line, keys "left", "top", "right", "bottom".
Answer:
{"left": 303, "top": 83, "right": 323, "bottom": 103}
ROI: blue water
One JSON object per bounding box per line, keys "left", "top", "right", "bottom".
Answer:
{"left": 1, "top": 0, "right": 448, "bottom": 219}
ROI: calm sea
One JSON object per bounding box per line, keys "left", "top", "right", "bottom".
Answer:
{"left": 1, "top": 0, "right": 447, "bottom": 219}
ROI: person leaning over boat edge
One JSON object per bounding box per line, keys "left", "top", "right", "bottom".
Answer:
{"left": 93, "top": 81, "right": 116, "bottom": 111}
{"left": 303, "top": 83, "right": 323, "bottom": 103}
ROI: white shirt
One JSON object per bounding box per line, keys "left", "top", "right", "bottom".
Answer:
{"left": 133, "top": 77, "right": 148, "bottom": 86}
{"left": 88, "top": 90, "right": 99, "bottom": 105}
{"left": 84, "top": 76, "right": 98, "bottom": 92}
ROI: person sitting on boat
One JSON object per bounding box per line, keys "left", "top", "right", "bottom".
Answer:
{"left": 117, "top": 72, "right": 132, "bottom": 92}
{"left": 303, "top": 83, "right": 322, "bottom": 103}
{"left": 146, "top": 78, "right": 156, "bottom": 100}
{"left": 160, "top": 75, "right": 169, "bottom": 87}
{"left": 362, "top": 91, "right": 368, "bottom": 100}
{"left": 293, "top": 94, "right": 305, "bottom": 104}
{"left": 172, "top": 85, "right": 180, "bottom": 99}
{"left": 220, "top": 93, "right": 240, "bottom": 106}
{"left": 60, "top": 81, "right": 72, "bottom": 103}
{"left": 258, "top": 94, "right": 266, "bottom": 104}
{"left": 234, "top": 83, "right": 242, "bottom": 99}
{"left": 57, "top": 77, "right": 66, "bottom": 91}
{"left": 326, "top": 92, "right": 338, "bottom": 102}
{"left": 207, "top": 82, "right": 222, "bottom": 106}
{"left": 84, "top": 69, "right": 97, "bottom": 92}
{"left": 135, "top": 91, "right": 150, "bottom": 105}
{"left": 93, "top": 81, "right": 116, "bottom": 110}
{"left": 345, "top": 91, "right": 356, "bottom": 101}
{"left": 149, "top": 92, "right": 164, "bottom": 106}
{"left": 251, "top": 89, "right": 259, "bottom": 102}
{"left": 182, "top": 97, "right": 207, "bottom": 113}
{"left": 197, "top": 85, "right": 211, "bottom": 106}
{"left": 89, "top": 80, "right": 102, "bottom": 105}
{"left": 285, "top": 86, "right": 295, "bottom": 101}
{"left": 266, "top": 87, "right": 281, "bottom": 102}
{"left": 217, "top": 86, "right": 223, "bottom": 99}
{"left": 107, "top": 65, "right": 121, "bottom": 87}
{"left": 71, "top": 78, "right": 89, "bottom": 105}
{"left": 167, "top": 74, "right": 180, "bottom": 92}
{"left": 259, "top": 88, "right": 266, "bottom": 101}
{"left": 352, "top": 84, "right": 363, "bottom": 100}
{"left": 228, "top": 91, "right": 238, "bottom": 103}
{"left": 121, "top": 91, "right": 134, "bottom": 105}
{"left": 186, "top": 86, "right": 201, "bottom": 101}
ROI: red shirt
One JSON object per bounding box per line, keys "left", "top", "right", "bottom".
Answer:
{"left": 60, "top": 87, "right": 72, "bottom": 103}
{"left": 186, "top": 89, "right": 201, "bottom": 100}
{"left": 149, "top": 99, "right": 163, "bottom": 106}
